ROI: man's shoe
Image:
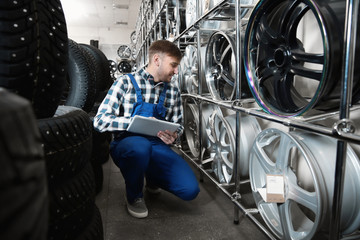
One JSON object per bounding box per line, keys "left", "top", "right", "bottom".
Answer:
{"left": 125, "top": 197, "right": 148, "bottom": 218}
{"left": 145, "top": 185, "right": 161, "bottom": 194}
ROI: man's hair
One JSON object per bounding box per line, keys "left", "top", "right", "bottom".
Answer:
{"left": 148, "top": 40, "right": 182, "bottom": 62}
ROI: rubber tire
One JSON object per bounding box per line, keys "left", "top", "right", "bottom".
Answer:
{"left": 48, "top": 162, "right": 96, "bottom": 240}
{"left": 89, "top": 116, "right": 111, "bottom": 194}
{"left": 64, "top": 39, "right": 96, "bottom": 113}
{"left": 37, "top": 105, "right": 93, "bottom": 187}
{"left": 79, "top": 44, "right": 112, "bottom": 92}
{"left": 0, "top": 0, "right": 68, "bottom": 119}
{"left": 76, "top": 206, "right": 104, "bottom": 240}
{"left": 0, "top": 88, "right": 48, "bottom": 240}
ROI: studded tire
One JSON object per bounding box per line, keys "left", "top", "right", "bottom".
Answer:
{"left": 0, "top": 0, "right": 68, "bottom": 118}
{"left": 37, "top": 105, "right": 93, "bottom": 187}
{"left": 76, "top": 205, "right": 104, "bottom": 240}
{"left": 47, "top": 162, "right": 96, "bottom": 240}
{"left": 0, "top": 88, "right": 48, "bottom": 240}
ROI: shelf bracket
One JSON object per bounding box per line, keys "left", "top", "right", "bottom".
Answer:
{"left": 332, "top": 119, "right": 356, "bottom": 136}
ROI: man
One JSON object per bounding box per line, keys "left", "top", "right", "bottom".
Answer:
{"left": 94, "top": 40, "right": 200, "bottom": 218}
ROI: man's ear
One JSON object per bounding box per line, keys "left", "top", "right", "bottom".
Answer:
{"left": 153, "top": 53, "right": 160, "bottom": 67}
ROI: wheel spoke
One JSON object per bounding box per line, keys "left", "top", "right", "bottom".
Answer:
{"left": 213, "top": 40, "right": 220, "bottom": 64}
{"left": 209, "top": 112, "right": 220, "bottom": 143}
{"left": 275, "top": 135, "right": 292, "bottom": 170}
{"left": 220, "top": 44, "right": 232, "bottom": 63}
{"left": 291, "top": 49, "right": 324, "bottom": 64}
{"left": 257, "top": 64, "right": 276, "bottom": 87}
{"left": 287, "top": 180, "right": 318, "bottom": 214}
{"left": 274, "top": 73, "right": 299, "bottom": 111}
{"left": 219, "top": 131, "right": 232, "bottom": 168}
{"left": 257, "top": 17, "right": 278, "bottom": 45}
{"left": 290, "top": 64, "right": 323, "bottom": 80}
{"left": 221, "top": 70, "right": 235, "bottom": 87}
{"left": 283, "top": 2, "right": 309, "bottom": 38}
{"left": 252, "top": 141, "right": 276, "bottom": 174}
{"left": 279, "top": 201, "right": 313, "bottom": 239}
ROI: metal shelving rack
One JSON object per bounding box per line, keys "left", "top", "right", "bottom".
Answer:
{"left": 132, "top": 0, "right": 360, "bottom": 239}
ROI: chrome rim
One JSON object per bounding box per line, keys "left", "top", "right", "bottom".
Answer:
{"left": 178, "top": 58, "right": 186, "bottom": 92}
{"left": 184, "top": 101, "right": 200, "bottom": 158}
{"left": 183, "top": 45, "right": 199, "bottom": 94}
{"left": 181, "top": 45, "right": 207, "bottom": 94}
{"left": 205, "top": 109, "right": 236, "bottom": 183}
{"left": 184, "top": 102, "right": 219, "bottom": 159}
{"left": 117, "top": 45, "right": 132, "bottom": 59}
{"left": 244, "top": 0, "right": 360, "bottom": 116}
{"left": 205, "top": 31, "right": 236, "bottom": 101}
{"left": 130, "top": 31, "right": 137, "bottom": 44}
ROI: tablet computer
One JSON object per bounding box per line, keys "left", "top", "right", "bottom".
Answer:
{"left": 127, "top": 115, "right": 181, "bottom": 137}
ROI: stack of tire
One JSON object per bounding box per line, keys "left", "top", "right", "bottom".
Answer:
{"left": 65, "top": 38, "right": 113, "bottom": 195}
{"left": 0, "top": 89, "right": 48, "bottom": 240}
{"left": 0, "top": 0, "right": 111, "bottom": 239}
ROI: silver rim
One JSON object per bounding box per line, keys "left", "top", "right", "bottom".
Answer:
{"left": 178, "top": 59, "right": 186, "bottom": 92}
{"left": 205, "top": 109, "right": 236, "bottom": 183}
{"left": 117, "top": 45, "right": 131, "bottom": 59}
{"left": 250, "top": 128, "right": 323, "bottom": 239}
{"left": 250, "top": 128, "right": 360, "bottom": 239}
{"left": 237, "top": 114, "right": 262, "bottom": 177}
{"left": 205, "top": 31, "right": 236, "bottom": 101}
{"left": 183, "top": 45, "right": 199, "bottom": 94}
{"left": 184, "top": 101, "right": 200, "bottom": 158}
{"left": 183, "top": 102, "right": 217, "bottom": 159}
{"left": 180, "top": 45, "right": 207, "bottom": 94}
{"left": 130, "top": 31, "right": 136, "bottom": 44}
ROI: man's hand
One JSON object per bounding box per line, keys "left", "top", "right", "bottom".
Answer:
{"left": 157, "top": 130, "right": 177, "bottom": 145}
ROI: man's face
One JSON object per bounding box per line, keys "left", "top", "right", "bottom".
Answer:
{"left": 156, "top": 54, "right": 180, "bottom": 82}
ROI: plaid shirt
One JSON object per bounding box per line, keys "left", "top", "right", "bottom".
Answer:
{"left": 93, "top": 68, "right": 184, "bottom": 135}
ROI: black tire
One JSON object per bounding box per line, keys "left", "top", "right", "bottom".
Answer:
{"left": 0, "top": 88, "right": 48, "bottom": 240}
{"left": 0, "top": 0, "right": 68, "bottom": 118}
{"left": 79, "top": 44, "right": 112, "bottom": 92}
{"left": 79, "top": 44, "right": 104, "bottom": 95}
{"left": 89, "top": 114, "right": 111, "bottom": 163}
{"left": 63, "top": 39, "right": 96, "bottom": 113}
{"left": 37, "top": 105, "right": 93, "bottom": 187}
{"left": 89, "top": 116, "right": 111, "bottom": 194}
{"left": 76, "top": 206, "right": 104, "bottom": 240}
{"left": 91, "top": 159, "right": 104, "bottom": 195}
{"left": 48, "top": 162, "right": 96, "bottom": 240}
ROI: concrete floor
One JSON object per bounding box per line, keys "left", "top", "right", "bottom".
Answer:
{"left": 95, "top": 155, "right": 271, "bottom": 240}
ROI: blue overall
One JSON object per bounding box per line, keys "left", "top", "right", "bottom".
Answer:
{"left": 110, "top": 74, "right": 200, "bottom": 204}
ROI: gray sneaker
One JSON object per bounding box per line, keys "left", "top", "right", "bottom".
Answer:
{"left": 125, "top": 197, "right": 148, "bottom": 218}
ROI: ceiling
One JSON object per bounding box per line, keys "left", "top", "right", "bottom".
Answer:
{"left": 61, "top": 0, "right": 142, "bottom": 29}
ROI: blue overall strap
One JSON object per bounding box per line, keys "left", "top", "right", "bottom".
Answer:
{"left": 127, "top": 73, "right": 143, "bottom": 103}
{"left": 158, "top": 82, "right": 168, "bottom": 105}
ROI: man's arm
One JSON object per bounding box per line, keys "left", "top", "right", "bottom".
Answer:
{"left": 93, "top": 77, "right": 132, "bottom": 132}
{"left": 159, "top": 86, "right": 184, "bottom": 144}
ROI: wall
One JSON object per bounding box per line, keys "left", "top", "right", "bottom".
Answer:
{"left": 67, "top": 26, "right": 134, "bottom": 62}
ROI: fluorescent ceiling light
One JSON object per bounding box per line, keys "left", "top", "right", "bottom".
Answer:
{"left": 113, "top": 4, "right": 129, "bottom": 9}
{"left": 115, "top": 21, "right": 128, "bottom": 25}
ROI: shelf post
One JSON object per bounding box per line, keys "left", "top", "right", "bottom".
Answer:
{"left": 233, "top": 0, "right": 242, "bottom": 224}
{"left": 330, "top": 0, "right": 359, "bottom": 239}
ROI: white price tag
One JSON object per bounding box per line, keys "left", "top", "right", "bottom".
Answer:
{"left": 266, "top": 174, "right": 285, "bottom": 203}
